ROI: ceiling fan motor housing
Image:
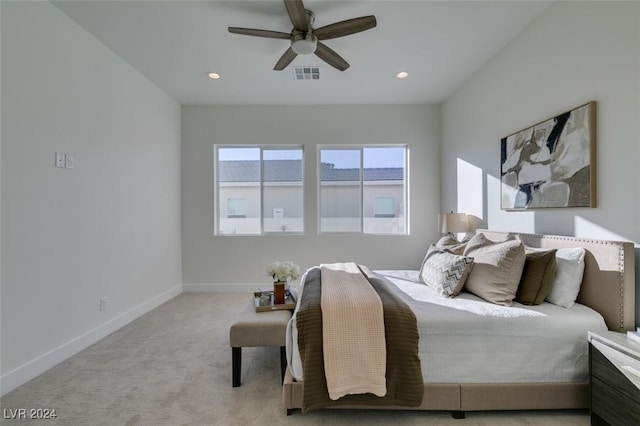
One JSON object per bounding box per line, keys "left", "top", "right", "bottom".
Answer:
{"left": 291, "top": 9, "right": 316, "bottom": 55}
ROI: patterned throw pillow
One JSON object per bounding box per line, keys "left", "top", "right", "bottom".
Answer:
{"left": 419, "top": 245, "right": 474, "bottom": 297}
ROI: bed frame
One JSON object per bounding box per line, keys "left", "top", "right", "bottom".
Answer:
{"left": 283, "top": 230, "right": 636, "bottom": 415}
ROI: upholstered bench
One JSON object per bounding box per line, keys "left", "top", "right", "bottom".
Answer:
{"left": 229, "top": 299, "right": 292, "bottom": 387}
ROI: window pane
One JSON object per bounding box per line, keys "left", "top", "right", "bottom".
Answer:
{"left": 218, "top": 147, "right": 260, "bottom": 234}
{"left": 227, "top": 198, "right": 246, "bottom": 218}
{"left": 263, "top": 148, "right": 304, "bottom": 233}
{"left": 319, "top": 149, "right": 361, "bottom": 232}
{"left": 374, "top": 197, "right": 395, "bottom": 217}
{"left": 363, "top": 147, "right": 406, "bottom": 234}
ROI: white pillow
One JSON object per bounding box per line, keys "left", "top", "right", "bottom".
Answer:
{"left": 545, "top": 247, "right": 586, "bottom": 308}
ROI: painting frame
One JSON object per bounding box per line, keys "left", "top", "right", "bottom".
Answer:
{"left": 500, "top": 101, "right": 596, "bottom": 210}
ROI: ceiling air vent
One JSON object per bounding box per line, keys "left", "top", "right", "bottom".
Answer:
{"left": 293, "top": 66, "right": 320, "bottom": 80}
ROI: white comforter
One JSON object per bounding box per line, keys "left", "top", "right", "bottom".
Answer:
{"left": 286, "top": 269, "right": 608, "bottom": 384}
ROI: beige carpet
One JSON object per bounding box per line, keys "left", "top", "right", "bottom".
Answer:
{"left": 1, "top": 293, "right": 589, "bottom": 425}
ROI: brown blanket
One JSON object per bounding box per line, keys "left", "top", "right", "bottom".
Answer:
{"left": 296, "top": 266, "right": 423, "bottom": 412}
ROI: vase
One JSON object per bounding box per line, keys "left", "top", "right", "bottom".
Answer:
{"left": 274, "top": 281, "right": 286, "bottom": 304}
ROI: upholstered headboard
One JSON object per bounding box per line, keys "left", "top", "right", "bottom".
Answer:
{"left": 478, "top": 230, "right": 636, "bottom": 332}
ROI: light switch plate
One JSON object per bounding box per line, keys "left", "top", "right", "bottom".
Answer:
{"left": 55, "top": 152, "right": 65, "bottom": 168}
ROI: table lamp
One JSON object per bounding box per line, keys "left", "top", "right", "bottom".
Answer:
{"left": 440, "top": 212, "right": 469, "bottom": 236}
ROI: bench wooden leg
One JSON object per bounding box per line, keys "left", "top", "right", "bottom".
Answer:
{"left": 232, "top": 347, "right": 241, "bottom": 387}
{"left": 280, "top": 346, "right": 287, "bottom": 383}
{"left": 452, "top": 411, "right": 466, "bottom": 419}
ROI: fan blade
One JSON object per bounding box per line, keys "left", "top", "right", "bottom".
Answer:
{"left": 315, "top": 16, "right": 377, "bottom": 40}
{"left": 284, "top": 0, "right": 308, "bottom": 31}
{"left": 228, "top": 27, "right": 291, "bottom": 39}
{"left": 274, "top": 47, "right": 298, "bottom": 70}
{"left": 315, "top": 42, "right": 349, "bottom": 71}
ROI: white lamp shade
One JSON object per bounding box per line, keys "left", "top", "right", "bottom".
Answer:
{"left": 440, "top": 213, "right": 469, "bottom": 233}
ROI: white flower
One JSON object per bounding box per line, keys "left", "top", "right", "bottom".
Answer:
{"left": 267, "top": 260, "right": 300, "bottom": 282}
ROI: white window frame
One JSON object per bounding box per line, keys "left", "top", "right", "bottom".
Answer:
{"left": 317, "top": 144, "right": 409, "bottom": 235}
{"left": 214, "top": 145, "right": 304, "bottom": 236}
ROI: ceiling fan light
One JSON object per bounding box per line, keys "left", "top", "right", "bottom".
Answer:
{"left": 291, "top": 32, "right": 317, "bottom": 55}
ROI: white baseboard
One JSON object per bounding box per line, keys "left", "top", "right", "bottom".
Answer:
{"left": 182, "top": 283, "right": 264, "bottom": 293}
{"left": 0, "top": 284, "right": 182, "bottom": 396}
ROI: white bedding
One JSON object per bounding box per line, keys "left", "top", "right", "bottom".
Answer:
{"left": 286, "top": 269, "right": 608, "bottom": 384}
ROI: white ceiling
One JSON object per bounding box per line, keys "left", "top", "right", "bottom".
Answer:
{"left": 52, "top": 0, "right": 551, "bottom": 105}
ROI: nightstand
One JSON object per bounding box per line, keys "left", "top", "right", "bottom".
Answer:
{"left": 588, "top": 331, "right": 640, "bottom": 425}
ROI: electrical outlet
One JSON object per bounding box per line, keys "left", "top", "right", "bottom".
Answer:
{"left": 99, "top": 297, "right": 107, "bottom": 312}
{"left": 65, "top": 154, "right": 74, "bottom": 169}
{"left": 55, "top": 152, "right": 65, "bottom": 168}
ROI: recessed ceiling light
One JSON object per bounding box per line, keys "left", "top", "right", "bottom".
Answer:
{"left": 208, "top": 72, "right": 221, "bottom": 80}
{"left": 396, "top": 71, "right": 408, "bottom": 79}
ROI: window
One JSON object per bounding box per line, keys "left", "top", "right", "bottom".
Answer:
{"left": 227, "top": 198, "right": 246, "bottom": 218}
{"left": 374, "top": 197, "right": 395, "bottom": 218}
{"left": 215, "top": 146, "right": 303, "bottom": 235}
{"left": 319, "top": 146, "right": 408, "bottom": 234}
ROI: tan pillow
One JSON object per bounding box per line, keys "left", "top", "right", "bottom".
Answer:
{"left": 516, "top": 248, "right": 557, "bottom": 305}
{"left": 435, "top": 235, "right": 467, "bottom": 255}
{"left": 462, "top": 233, "right": 526, "bottom": 306}
{"left": 419, "top": 245, "right": 474, "bottom": 297}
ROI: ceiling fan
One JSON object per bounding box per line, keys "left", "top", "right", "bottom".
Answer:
{"left": 228, "top": 0, "right": 377, "bottom": 71}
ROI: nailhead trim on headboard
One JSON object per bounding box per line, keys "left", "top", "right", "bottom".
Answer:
{"left": 619, "top": 242, "right": 625, "bottom": 331}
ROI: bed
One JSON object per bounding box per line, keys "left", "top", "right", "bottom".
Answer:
{"left": 282, "top": 230, "right": 636, "bottom": 416}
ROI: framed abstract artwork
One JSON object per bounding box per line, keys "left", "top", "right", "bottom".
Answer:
{"left": 500, "top": 101, "right": 596, "bottom": 210}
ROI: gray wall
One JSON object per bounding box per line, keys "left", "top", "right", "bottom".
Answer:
{"left": 1, "top": 1, "right": 182, "bottom": 393}
{"left": 182, "top": 105, "right": 440, "bottom": 287}
{"left": 441, "top": 1, "right": 640, "bottom": 324}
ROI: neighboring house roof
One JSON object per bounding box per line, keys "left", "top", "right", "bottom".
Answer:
{"left": 218, "top": 160, "right": 403, "bottom": 182}
{"left": 218, "top": 160, "right": 301, "bottom": 182}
